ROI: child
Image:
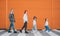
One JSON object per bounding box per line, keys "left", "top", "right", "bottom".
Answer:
{"left": 32, "top": 16, "right": 37, "bottom": 32}
{"left": 20, "top": 10, "right": 28, "bottom": 33}
{"left": 8, "top": 8, "right": 17, "bottom": 33}
{"left": 44, "top": 18, "right": 50, "bottom": 32}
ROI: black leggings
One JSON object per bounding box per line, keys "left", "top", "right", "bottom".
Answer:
{"left": 21, "top": 22, "right": 27, "bottom": 31}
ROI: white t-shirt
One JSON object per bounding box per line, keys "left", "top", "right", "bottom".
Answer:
{"left": 33, "top": 20, "right": 36, "bottom": 26}
{"left": 23, "top": 13, "right": 28, "bottom": 23}
{"left": 45, "top": 20, "right": 48, "bottom": 26}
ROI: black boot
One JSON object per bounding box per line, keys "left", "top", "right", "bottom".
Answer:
{"left": 14, "top": 31, "right": 17, "bottom": 33}
{"left": 8, "top": 29, "right": 11, "bottom": 33}
{"left": 25, "top": 31, "right": 28, "bottom": 33}
{"left": 20, "top": 30, "right": 22, "bottom": 33}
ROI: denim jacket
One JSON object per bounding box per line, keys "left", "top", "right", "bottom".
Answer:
{"left": 9, "top": 14, "right": 15, "bottom": 22}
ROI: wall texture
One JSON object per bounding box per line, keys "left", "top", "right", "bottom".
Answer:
{"left": 0, "top": 0, "right": 6, "bottom": 29}
{"left": 0, "top": 0, "right": 60, "bottom": 30}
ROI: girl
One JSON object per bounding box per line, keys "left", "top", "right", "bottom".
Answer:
{"left": 20, "top": 10, "right": 28, "bottom": 33}
{"left": 32, "top": 16, "right": 37, "bottom": 32}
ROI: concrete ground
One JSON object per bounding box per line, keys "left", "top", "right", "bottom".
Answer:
{"left": 0, "top": 30, "right": 60, "bottom": 36}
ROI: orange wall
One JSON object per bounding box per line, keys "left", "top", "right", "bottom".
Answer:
{"left": 52, "top": 0, "right": 60, "bottom": 29}
{"left": 0, "top": 0, "right": 6, "bottom": 29}
{"left": 0, "top": 0, "right": 60, "bottom": 30}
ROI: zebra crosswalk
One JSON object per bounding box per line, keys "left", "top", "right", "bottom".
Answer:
{"left": 46, "top": 31, "right": 58, "bottom": 36}
{"left": 0, "top": 30, "right": 60, "bottom": 36}
{"left": 1, "top": 32, "right": 12, "bottom": 36}
{"left": 0, "top": 30, "right": 5, "bottom": 32}
{"left": 18, "top": 33, "right": 27, "bottom": 36}
{"left": 33, "top": 31, "right": 42, "bottom": 36}
{"left": 53, "top": 29, "right": 60, "bottom": 33}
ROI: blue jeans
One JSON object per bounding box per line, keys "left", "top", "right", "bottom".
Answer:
{"left": 8, "top": 22, "right": 15, "bottom": 32}
{"left": 45, "top": 26, "right": 50, "bottom": 32}
{"left": 32, "top": 25, "right": 37, "bottom": 30}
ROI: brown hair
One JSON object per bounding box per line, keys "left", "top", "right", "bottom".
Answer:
{"left": 24, "top": 10, "right": 27, "bottom": 14}
{"left": 33, "top": 16, "right": 37, "bottom": 19}
{"left": 45, "top": 18, "right": 48, "bottom": 21}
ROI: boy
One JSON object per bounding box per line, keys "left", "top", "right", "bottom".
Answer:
{"left": 8, "top": 8, "right": 17, "bottom": 33}
{"left": 20, "top": 10, "right": 28, "bottom": 33}
{"left": 44, "top": 18, "right": 50, "bottom": 32}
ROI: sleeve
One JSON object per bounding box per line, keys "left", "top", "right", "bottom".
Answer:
{"left": 13, "top": 14, "right": 15, "bottom": 22}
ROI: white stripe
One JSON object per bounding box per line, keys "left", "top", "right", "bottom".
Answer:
{"left": 33, "top": 31, "right": 42, "bottom": 36}
{"left": 46, "top": 31, "right": 59, "bottom": 36}
{"left": 53, "top": 29, "right": 60, "bottom": 33}
{"left": 18, "top": 33, "right": 26, "bottom": 36}
{"left": 1, "top": 32, "right": 12, "bottom": 36}
{"left": 0, "top": 30, "right": 5, "bottom": 32}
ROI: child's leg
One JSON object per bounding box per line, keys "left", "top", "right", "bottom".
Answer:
{"left": 8, "top": 22, "right": 12, "bottom": 32}
{"left": 47, "top": 26, "right": 50, "bottom": 32}
{"left": 20, "top": 22, "right": 26, "bottom": 33}
{"left": 21, "top": 22, "right": 26, "bottom": 30}
{"left": 32, "top": 26, "right": 36, "bottom": 33}
{"left": 33, "top": 25, "right": 36, "bottom": 30}
{"left": 24, "top": 22, "right": 28, "bottom": 33}
{"left": 25, "top": 22, "right": 27, "bottom": 32}
{"left": 11, "top": 22, "right": 17, "bottom": 33}
{"left": 32, "top": 26, "right": 35, "bottom": 31}
{"left": 44, "top": 26, "right": 48, "bottom": 32}
{"left": 35, "top": 25, "right": 37, "bottom": 31}
{"left": 32, "top": 25, "right": 37, "bottom": 32}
